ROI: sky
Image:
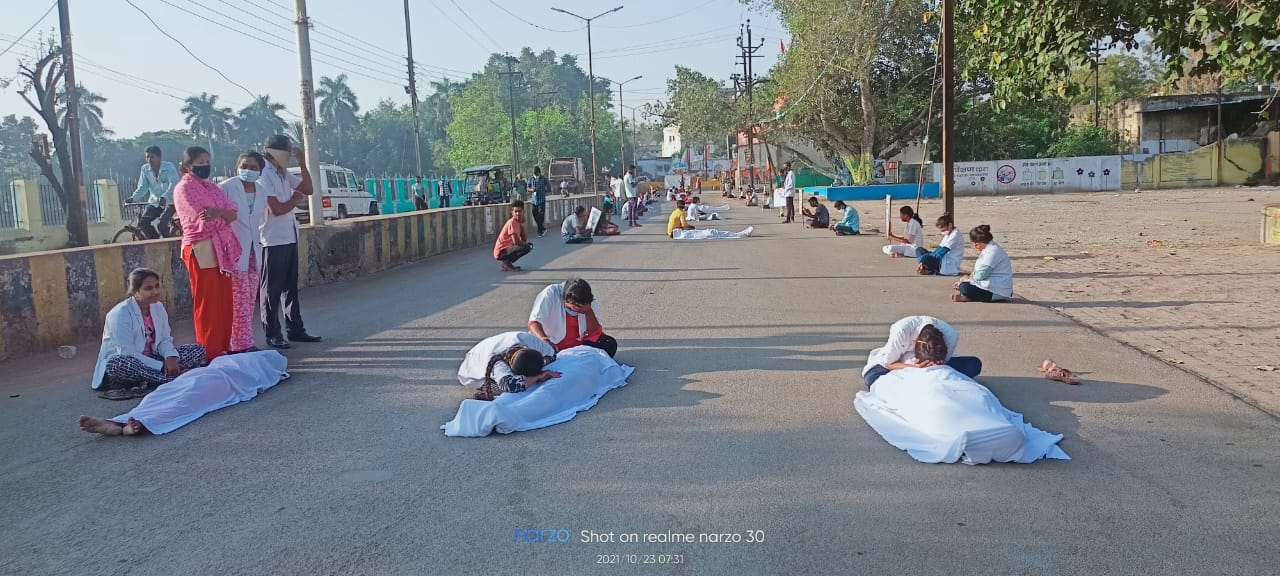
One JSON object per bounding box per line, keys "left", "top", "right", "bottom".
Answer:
{"left": 0, "top": 0, "right": 786, "bottom": 139}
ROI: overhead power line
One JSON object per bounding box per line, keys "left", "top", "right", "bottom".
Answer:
{"left": 123, "top": 0, "right": 260, "bottom": 100}
{"left": 597, "top": 0, "right": 719, "bottom": 29}
{"left": 0, "top": 0, "right": 56, "bottom": 59}
{"left": 485, "top": 0, "right": 582, "bottom": 33}
{"left": 443, "top": 0, "right": 504, "bottom": 52}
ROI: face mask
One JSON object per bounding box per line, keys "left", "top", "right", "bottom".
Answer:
{"left": 238, "top": 169, "right": 261, "bottom": 182}
{"left": 191, "top": 165, "right": 212, "bottom": 179}
{"left": 267, "top": 149, "right": 291, "bottom": 167}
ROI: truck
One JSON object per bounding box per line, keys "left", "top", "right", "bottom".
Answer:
{"left": 289, "top": 163, "right": 378, "bottom": 222}
{"left": 547, "top": 157, "right": 585, "bottom": 196}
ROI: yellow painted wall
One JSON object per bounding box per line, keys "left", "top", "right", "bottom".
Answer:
{"left": 1120, "top": 139, "right": 1265, "bottom": 189}
{"left": 0, "top": 179, "right": 125, "bottom": 254}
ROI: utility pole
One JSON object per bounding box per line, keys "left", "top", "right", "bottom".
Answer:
{"left": 736, "top": 20, "right": 765, "bottom": 192}
{"left": 611, "top": 75, "right": 642, "bottom": 171}
{"left": 1092, "top": 40, "right": 1104, "bottom": 128}
{"left": 940, "top": 0, "right": 955, "bottom": 218}
{"left": 499, "top": 54, "right": 523, "bottom": 175}
{"left": 552, "top": 5, "right": 624, "bottom": 194}
{"left": 631, "top": 106, "right": 638, "bottom": 166}
{"left": 404, "top": 0, "right": 423, "bottom": 180}
{"left": 293, "top": 0, "right": 324, "bottom": 226}
{"left": 57, "top": 0, "right": 88, "bottom": 246}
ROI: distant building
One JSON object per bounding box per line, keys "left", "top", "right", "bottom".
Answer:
{"left": 1081, "top": 90, "right": 1279, "bottom": 154}
{"left": 661, "top": 126, "right": 683, "bottom": 158}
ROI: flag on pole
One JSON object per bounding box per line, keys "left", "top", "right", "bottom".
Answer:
{"left": 780, "top": 40, "right": 786, "bottom": 53}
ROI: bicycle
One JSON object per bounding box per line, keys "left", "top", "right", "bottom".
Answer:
{"left": 111, "top": 202, "right": 182, "bottom": 243}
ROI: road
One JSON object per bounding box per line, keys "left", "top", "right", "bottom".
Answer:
{"left": 2, "top": 199, "right": 1277, "bottom": 575}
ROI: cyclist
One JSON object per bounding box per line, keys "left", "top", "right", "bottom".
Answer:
{"left": 129, "top": 146, "right": 180, "bottom": 239}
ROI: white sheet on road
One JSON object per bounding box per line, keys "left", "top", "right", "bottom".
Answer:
{"left": 111, "top": 351, "right": 289, "bottom": 435}
{"left": 854, "top": 365, "right": 1069, "bottom": 465}
{"left": 442, "top": 346, "right": 634, "bottom": 437}
{"left": 673, "top": 226, "right": 754, "bottom": 240}
{"left": 457, "top": 331, "right": 557, "bottom": 389}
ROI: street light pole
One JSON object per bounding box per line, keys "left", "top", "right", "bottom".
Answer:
{"left": 610, "top": 75, "right": 642, "bottom": 170}
{"left": 552, "top": 5, "right": 623, "bottom": 194}
{"left": 56, "top": 0, "right": 89, "bottom": 245}
{"left": 404, "top": 0, "right": 424, "bottom": 180}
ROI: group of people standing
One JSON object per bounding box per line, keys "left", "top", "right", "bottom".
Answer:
{"left": 91, "top": 136, "right": 321, "bottom": 399}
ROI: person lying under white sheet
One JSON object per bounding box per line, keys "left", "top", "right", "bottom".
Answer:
{"left": 861, "top": 315, "right": 982, "bottom": 387}
{"left": 443, "top": 345, "right": 635, "bottom": 437}
{"left": 854, "top": 324, "right": 1068, "bottom": 464}
{"left": 685, "top": 197, "right": 724, "bottom": 221}
{"left": 79, "top": 350, "right": 289, "bottom": 437}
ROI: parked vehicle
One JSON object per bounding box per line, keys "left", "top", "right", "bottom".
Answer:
{"left": 548, "top": 157, "right": 585, "bottom": 196}
{"left": 290, "top": 163, "right": 376, "bottom": 222}
{"left": 460, "top": 164, "right": 512, "bottom": 205}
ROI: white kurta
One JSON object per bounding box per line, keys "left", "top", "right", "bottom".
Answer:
{"left": 854, "top": 365, "right": 1069, "bottom": 465}
{"left": 672, "top": 226, "right": 754, "bottom": 240}
{"left": 971, "top": 241, "right": 1014, "bottom": 299}
{"left": 442, "top": 347, "right": 634, "bottom": 437}
{"left": 883, "top": 218, "right": 925, "bottom": 256}
{"left": 457, "top": 331, "right": 557, "bottom": 389}
{"left": 862, "top": 315, "right": 960, "bottom": 377}
{"left": 937, "top": 228, "right": 966, "bottom": 276}
{"left": 110, "top": 351, "right": 289, "bottom": 435}
{"left": 529, "top": 282, "right": 602, "bottom": 345}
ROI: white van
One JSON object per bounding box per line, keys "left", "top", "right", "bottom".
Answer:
{"left": 289, "top": 163, "right": 378, "bottom": 221}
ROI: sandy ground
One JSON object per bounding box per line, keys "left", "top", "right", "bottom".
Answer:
{"left": 846, "top": 185, "right": 1280, "bottom": 415}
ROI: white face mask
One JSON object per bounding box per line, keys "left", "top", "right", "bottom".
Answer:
{"left": 238, "top": 169, "right": 261, "bottom": 182}
{"left": 266, "top": 148, "right": 291, "bottom": 168}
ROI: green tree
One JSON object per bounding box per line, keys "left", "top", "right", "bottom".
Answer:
{"left": 0, "top": 114, "right": 41, "bottom": 178}
{"left": 959, "top": 0, "right": 1280, "bottom": 105}
{"left": 1067, "top": 54, "right": 1158, "bottom": 107}
{"left": 1046, "top": 124, "right": 1121, "bottom": 158}
{"left": 181, "top": 92, "right": 234, "bottom": 151}
{"left": 234, "top": 95, "right": 287, "bottom": 149}
{"left": 317, "top": 74, "right": 360, "bottom": 162}
{"left": 57, "top": 85, "right": 112, "bottom": 142}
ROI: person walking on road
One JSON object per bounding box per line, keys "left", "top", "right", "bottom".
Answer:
{"left": 412, "top": 177, "right": 427, "bottom": 211}
{"left": 439, "top": 178, "right": 452, "bottom": 208}
{"left": 529, "top": 166, "right": 550, "bottom": 237}
{"left": 624, "top": 165, "right": 641, "bottom": 227}
{"left": 258, "top": 135, "right": 321, "bottom": 349}
{"left": 130, "top": 146, "right": 181, "bottom": 239}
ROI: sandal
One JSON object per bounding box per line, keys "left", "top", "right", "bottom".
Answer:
{"left": 96, "top": 388, "right": 133, "bottom": 401}
{"left": 128, "top": 385, "right": 154, "bottom": 399}
{"left": 1039, "top": 360, "right": 1080, "bottom": 384}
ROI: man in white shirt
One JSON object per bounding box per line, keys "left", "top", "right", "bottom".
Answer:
{"left": 781, "top": 161, "right": 796, "bottom": 223}
{"left": 258, "top": 135, "right": 320, "bottom": 349}
{"left": 559, "top": 179, "right": 570, "bottom": 197}
{"left": 623, "top": 165, "right": 641, "bottom": 227}
{"left": 561, "top": 205, "right": 593, "bottom": 244}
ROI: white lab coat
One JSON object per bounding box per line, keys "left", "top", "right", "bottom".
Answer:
{"left": 972, "top": 241, "right": 1014, "bottom": 299}
{"left": 937, "top": 228, "right": 967, "bottom": 276}
{"left": 862, "top": 316, "right": 960, "bottom": 377}
{"left": 457, "top": 332, "right": 557, "bottom": 389}
{"left": 529, "top": 282, "right": 601, "bottom": 345}
{"left": 91, "top": 299, "right": 180, "bottom": 389}
{"left": 218, "top": 176, "right": 270, "bottom": 272}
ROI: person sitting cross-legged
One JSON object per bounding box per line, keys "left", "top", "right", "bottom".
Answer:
{"left": 832, "top": 201, "right": 860, "bottom": 235}
{"left": 528, "top": 278, "right": 618, "bottom": 357}
{"left": 561, "top": 205, "right": 594, "bottom": 244}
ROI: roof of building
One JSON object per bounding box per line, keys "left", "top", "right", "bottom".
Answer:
{"left": 1136, "top": 91, "right": 1277, "bottom": 113}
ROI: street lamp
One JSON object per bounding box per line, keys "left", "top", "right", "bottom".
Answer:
{"left": 551, "top": 5, "right": 623, "bottom": 194}
{"left": 609, "top": 75, "right": 643, "bottom": 169}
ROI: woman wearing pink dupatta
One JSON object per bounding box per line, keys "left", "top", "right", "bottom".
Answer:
{"left": 172, "top": 146, "right": 240, "bottom": 362}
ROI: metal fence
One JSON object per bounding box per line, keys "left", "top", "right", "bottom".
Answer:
{"left": 0, "top": 181, "right": 18, "bottom": 229}
{"left": 38, "top": 181, "right": 66, "bottom": 227}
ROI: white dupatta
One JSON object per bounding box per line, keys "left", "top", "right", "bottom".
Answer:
{"left": 529, "top": 282, "right": 601, "bottom": 344}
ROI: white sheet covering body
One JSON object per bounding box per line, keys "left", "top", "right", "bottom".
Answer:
{"left": 442, "top": 346, "right": 634, "bottom": 437}
{"left": 457, "top": 331, "right": 557, "bottom": 389}
{"left": 854, "top": 365, "right": 1069, "bottom": 464}
{"left": 673, "top": 226, "right": 754, "bottom": 240}
{"left": 111, "top": 350, "right": 289, "bottom": 435}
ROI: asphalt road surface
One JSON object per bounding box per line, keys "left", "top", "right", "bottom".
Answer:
{"left": 2, "top": 200, "right": 1277, "bottom": 575}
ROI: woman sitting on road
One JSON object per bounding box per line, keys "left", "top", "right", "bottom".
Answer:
{"left": 952, "top": 225, "right": 1014, "bottom": 302}
{"left": 883, "top": 205, "right": 924, "bottom": 257}
{"left": 832, "top": 201, "right": 860, "bottom": 235}
{"left": 916, "top": 213, "right": 966, "bottom": 276}
{"left": 91, "top": 268, "right": 206, "bottom": 400}
{"left": 528, "top": 278, "right": 618, "bottom": 357}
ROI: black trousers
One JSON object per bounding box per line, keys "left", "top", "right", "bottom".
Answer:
{"left": 784, "top": 197, "right": 795, "bottom": 222}
{"left": 138, "top": 204, "right": 176, "bottom": 239}
{"left": 584, "top": 334, "right": 618, "bottom": 358}
{"left": 439, "top": 195, "right": 451, "bottom": 208}
{"left": 497, "top": 244, "right": 531, "bottom": 264}
{"left": 261, "top": 243, "right": 307, "bottom": 339}
{"left": 531, "top": 203, "right": 547, "bottom": 234}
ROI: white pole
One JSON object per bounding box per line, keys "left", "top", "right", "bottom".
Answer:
{"left": 294, "top": 0, "right": 325, "bottom": 226}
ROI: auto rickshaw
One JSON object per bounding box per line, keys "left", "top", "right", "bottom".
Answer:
{"left": 460, "top": 164, "right": 512, "bottom": 205}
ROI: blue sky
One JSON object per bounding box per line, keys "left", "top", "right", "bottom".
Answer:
{"left": 0, "top": 0, "right": 785, "bottom": 139}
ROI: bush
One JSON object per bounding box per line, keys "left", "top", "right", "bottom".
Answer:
{"left": 1047, "top": 125, "right": 1121, "bottom": 158}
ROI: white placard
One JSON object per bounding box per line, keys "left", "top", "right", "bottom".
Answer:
{"left": 885, "top": 194, "right": 891, "bottom": 236}
{"left": 587, "top": 207, "right": 602, "bottom": 230}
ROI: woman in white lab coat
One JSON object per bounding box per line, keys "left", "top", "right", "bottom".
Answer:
{"left": 952, "top": 225, "right": 1013, "bottom": 302}
{"left": 883, "top": 205, "right": 925, "bottom": 257}
{"left": 90, "top": 269, "right": 205, "bottom": 399}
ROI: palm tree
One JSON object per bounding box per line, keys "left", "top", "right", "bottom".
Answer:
{"left": 317, "top": 74, "right": 359, "bottom": 161}
{"left": 181, "top": 92, "right": 234, "bottom": 151}
{"left": 234, "top": 95, "right": 288, "bottom": 148}
{"left": 56, "top": 85, "right": 112, "bottom": 142}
